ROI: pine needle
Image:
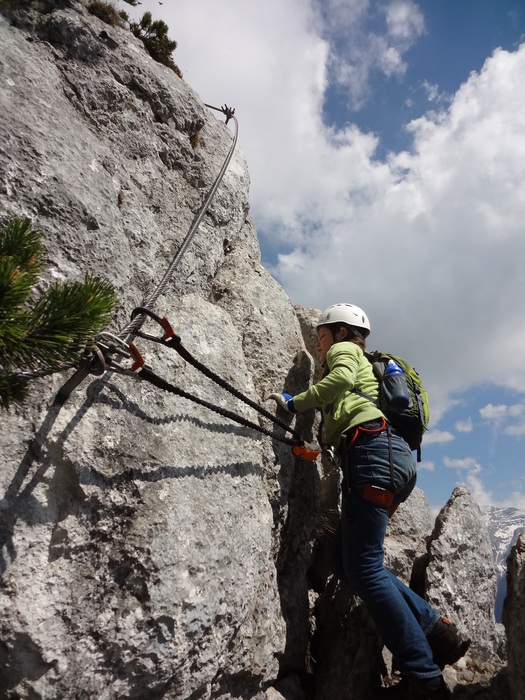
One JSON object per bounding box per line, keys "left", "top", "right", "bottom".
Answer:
{"left": 0, "top": 218, "right": 118, "bottom": 408}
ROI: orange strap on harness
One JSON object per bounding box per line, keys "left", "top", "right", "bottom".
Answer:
{"left": 346, "top": 415, "right": 386, "bottom": 449}
{"left": 358, "top": 483, "right": 399, "bottom": 517}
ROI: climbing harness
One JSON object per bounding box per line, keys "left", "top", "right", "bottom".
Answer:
{"left": 55, "top": 103, "right": 319, "bottom": 459}
{"left": 342, "top": 419, "right": 398, "bottom": 517}
{"left": 345, "top": 415, "right": 386, "bottom": 449}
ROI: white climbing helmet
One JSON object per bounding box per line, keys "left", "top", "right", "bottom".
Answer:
{"left": 316, "top": 303, "right": 371, "bottom": 337}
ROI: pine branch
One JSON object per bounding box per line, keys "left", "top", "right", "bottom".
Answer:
{"left": 0, "top": 217, "right": 43, "bottom": 319}
{"left": 0, "top": 219, "right": 118, "bottom": 408}
{"left": 0, "top": 372, "right": 30, "bottom": 410}
{"left": 1, "top": 274, "right": 117, "bottom": 371}
{"left": 0, "top": 217, "right": 44, "bottom": 271}
{"left": 28, "top": 274, "right": 117, "bottom": 363}
{"left": 0, "top": 258, "right": 36, "bottom": 318}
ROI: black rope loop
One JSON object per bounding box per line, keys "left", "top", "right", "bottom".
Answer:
{"left": 136, "top": 366, "right": 296, "bottom": 447}
{"left": 129, "top": 306, "right": 303, "bottom": 442}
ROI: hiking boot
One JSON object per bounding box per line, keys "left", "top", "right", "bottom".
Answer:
{"left": 378, "top": 674, "right": 451, "bottom": 699}
{"left": 427, "top": 617, "right": 471, "bottom": 669}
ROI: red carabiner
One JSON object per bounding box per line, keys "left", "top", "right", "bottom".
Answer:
{"left": 160, "top": 316, "right": 176, "bottom": 341}
{"left": 129, "top": 342, "right": 146, "bottom": 372}
{"left": 292, "top": 442, "right": 321, "bottom": 461}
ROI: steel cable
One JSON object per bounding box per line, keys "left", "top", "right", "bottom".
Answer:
{"left": 118, "top": 104, "right": 238, "bottom": 342}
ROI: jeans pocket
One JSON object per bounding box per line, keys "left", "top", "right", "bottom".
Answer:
{"left": 345, "top": 433, "right": 416, "bottom": 495}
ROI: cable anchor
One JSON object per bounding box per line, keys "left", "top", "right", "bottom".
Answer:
{"left": 55, "top": 345, "right": 106, "bottom": 404}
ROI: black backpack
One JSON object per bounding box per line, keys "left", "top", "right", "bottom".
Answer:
{"left": 354, "top": 351, "right": 430, "bottom": 461}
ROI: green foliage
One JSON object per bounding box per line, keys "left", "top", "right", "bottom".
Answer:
{"left": 0, "top": 372, "right": 31, "bottom": 409}
{"left": 0, "top": 218, "right": 43, "bottom": 316}
{"left": 130, "top": 12, "right": 182, "bottom": 78}
{"left": 86, "top": 2, "right": 182, "bottom": 77}
{"left": 0, "top": 218, "right": 118, "bottom": 409}
{"left": 87, "top": 0, "right": 125, "bottom": 28}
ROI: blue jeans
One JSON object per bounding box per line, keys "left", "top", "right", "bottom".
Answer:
{"left": 332, "top": 428, "right": 441, "bottom": 680}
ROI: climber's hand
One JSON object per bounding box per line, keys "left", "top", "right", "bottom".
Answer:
{"left": 269, "top": 392, "right": 296, "bottom": 413}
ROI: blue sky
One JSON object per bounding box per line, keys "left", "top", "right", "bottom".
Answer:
{"left": 118, "top": 0, "right": 525, "bottom": 511}
{"left": 322, "top": 1, "right": 525, "bottom": 157}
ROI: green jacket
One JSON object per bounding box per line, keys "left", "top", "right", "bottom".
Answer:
{"left": 293, "top": 342, "right": 384, "bottom": 446}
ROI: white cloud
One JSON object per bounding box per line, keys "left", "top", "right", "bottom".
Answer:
{"left": 447, "top": 474, "right": 525, "bottom": 511}
{"left": 442, "top": 457, "right": 495, "bottom": 508}
{"left": 438, "top": 456, "right": 525, "bottom": 510}
{"left": 439, "top": 457, "right": 494, "bottom": 508}
{"left": 455, "top": 418, "right": 473, "bottom": 433}
{"left": 421, "top": 79, "right": 450, "bottom": 105}
{"left": 480, "top": 402, "right": 525, "bottom": 436}
{"left": 118, "top": 0, "right": 525, "bottom": 428}
{"left": 497, "top": 491, "right": 525, "bottom": 510}
{"left": 320, "top": 0, "right": 369, "bottom": 32}
{"left": 461, "top": 472, "right": 525, "bottom": 510}
{"left": 423, "top": 430, "right": 454, "bottom": 444}
{"left": 313, "top": 0, "right": 426, "bottom": 108}
{"left": 443, "top": 456, "right": 481, "bottom": 473}
{"left": 274, "top": 43, "right": 525, "bottom": 421}
{"left": 509, "top": 404, "right": 525, "bottom": 418}
{"left": 480, "top": 403, "right": 509, "bottom": 423}
{"left": 505, "top": 422, "right": 525, "bottom": 437}
{"left": 464, "top": 471, "right": 493, "bottom": 508}
{"left": 418, "top": 460, "right": 434, "bottom": 472}
{"left": 385, "top": 0, "right": 425, "bottom": 42}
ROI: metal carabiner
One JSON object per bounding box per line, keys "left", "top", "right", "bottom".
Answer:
{"left": 97, "top": 331, "right": 148, "bottom": 374}
{"left": 97, "top": 331, "right": 132, "bottom": 358}
{"left": 324, "top": 445, "right": 341, "bottom": 468}
{"left": 131, "top": 306, "right": 179, "bottom": 344}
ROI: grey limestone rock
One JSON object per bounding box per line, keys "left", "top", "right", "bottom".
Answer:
{"left": 0, "top": 3, "right": 303, "bottom": 698}
{"left": 503, "top": 531, "right": 525, "bottom": 700}
{"left": 0, "top": 2, "right": 518, "bottom": 699}
{"left": 426, "top": 486, "right": 503, "bottom": 663}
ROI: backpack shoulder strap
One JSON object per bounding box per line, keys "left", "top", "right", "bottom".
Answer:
{"left": 351, "top": 350, "right": 380, "bottom": 405}
{"left": 351, "top": 387, "right": 378, "bottom": 405}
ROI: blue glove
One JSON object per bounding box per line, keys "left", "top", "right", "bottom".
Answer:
{"left": 269, "top": 392, "right": 296, "bottom": 413}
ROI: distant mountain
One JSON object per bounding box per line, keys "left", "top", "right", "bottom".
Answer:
{"left": 482, "top": 506, "right": 525, "bottom": 621}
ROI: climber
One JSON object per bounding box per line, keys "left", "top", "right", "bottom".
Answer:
{"left": 270, "top": 303, "right": 470, "bottom": 699}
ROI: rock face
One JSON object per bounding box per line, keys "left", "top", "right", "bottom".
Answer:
{"left": 0, "top": 3, "right": 315, "bottom": 697}
{"left": 503, "top": 532, "right": 525, "bottom": 700}
{"left": 426, "top": 487, "right": 503, "bottom": 662}
{"left": 0, "top": 2, "right": 515, "bottom": 699}
{"left": 483, "top": 506, "right": 525, "bottom": 622}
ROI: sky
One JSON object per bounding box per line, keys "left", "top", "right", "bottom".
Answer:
{"left": 117, "top": 0, "right": 525, "bottom": 511}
